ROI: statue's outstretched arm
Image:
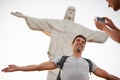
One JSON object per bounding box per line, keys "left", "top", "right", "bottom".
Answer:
{"left": 11, "top": 12, "right": 26, "bottom": 18}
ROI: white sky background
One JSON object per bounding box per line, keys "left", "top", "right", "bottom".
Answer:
{"left": 0, "top": 0, "right": 120, "bottom": 80}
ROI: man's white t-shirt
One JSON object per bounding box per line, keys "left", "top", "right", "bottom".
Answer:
{"left": 53, "top": 56, "right": 98, "bottom": 80}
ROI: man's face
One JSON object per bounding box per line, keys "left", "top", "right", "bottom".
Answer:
{"left": 72, "top": 37, "right": 86, "bottom": 53}
{"left": 106, "top": 0, "right": 120, "bottom": 11}
{"left": 66, "top": 6, "right": 75, "bottom": 19}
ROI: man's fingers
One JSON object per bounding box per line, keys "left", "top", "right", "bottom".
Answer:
{"left": 8, "top": 64, "right": 13, "bottom": 67}
{"left": 2, "top": 67, "right": 8, "bottom": 72}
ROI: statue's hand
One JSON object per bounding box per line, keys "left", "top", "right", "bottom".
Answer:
{"left": 11, "top": 12, "right": 25, "bottom": 18}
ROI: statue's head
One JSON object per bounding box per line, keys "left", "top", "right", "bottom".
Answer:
{"left": 64, "top": 6, "right": 76, "bottom": 22}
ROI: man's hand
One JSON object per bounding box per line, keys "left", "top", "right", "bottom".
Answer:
{"left": 103, "top": 17, "right": 116, "bottom": 30}
{"left": 1, "top": 64, "right": 19, "bottom": 72}
{"left": 11, "top": 12, "right": 25, "bottom": 18}
{"left": 94, "top": 19, "right": 106, "bottom": 30}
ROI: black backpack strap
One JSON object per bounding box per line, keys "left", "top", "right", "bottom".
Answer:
{"left": 57, "top": 69, "right": 62, "bottom": 80}
{"left": 83, "top": 58, "right": 93, "bottom": 75}
{"left": 56, "top": 56, "right": 69, "bottom": 80}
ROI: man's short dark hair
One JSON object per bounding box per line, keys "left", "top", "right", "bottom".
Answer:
{"left": 72, "top": 35, "right": 86, "bottom": 44}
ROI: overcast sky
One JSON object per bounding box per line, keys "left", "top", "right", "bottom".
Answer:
{"left": 0, "top": 0, "right": 120, "bottom": 80}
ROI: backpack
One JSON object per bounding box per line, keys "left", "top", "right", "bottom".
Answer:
{"left": 56, "top": 56, "right": 93, "bottom": 80}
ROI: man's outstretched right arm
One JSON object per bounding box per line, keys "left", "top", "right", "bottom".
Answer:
{"left": 1, "top": 61, "right": 57, "bottom": 72}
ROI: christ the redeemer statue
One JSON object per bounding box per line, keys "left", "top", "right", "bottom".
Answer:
{"left": 11, "top": 6, "right": 108, "bottom": 80}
